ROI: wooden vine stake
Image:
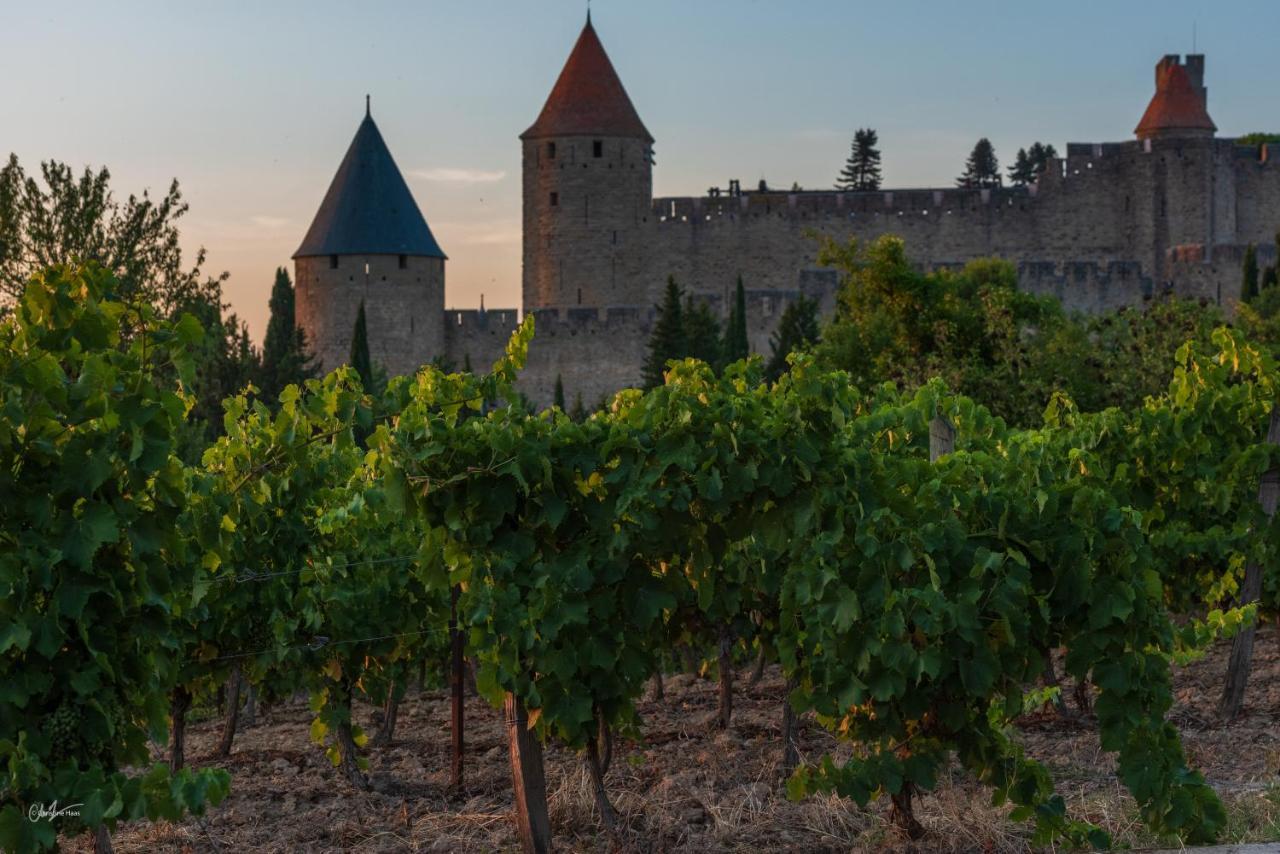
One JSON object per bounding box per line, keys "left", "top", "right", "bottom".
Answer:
{"left": 928, "top": 412, "right": 955, "bottom": 462}
{"left": 884, "top": 410, "right": 956, "bottom": 838}
{"left": 1219, "top": 403, "right": 1280, "bottom": 719}
{"left": 505, "top": 692, "right": 551, "bottom": 854}
{"left": 450, "top": 584, "right": 465, "bottom": 789}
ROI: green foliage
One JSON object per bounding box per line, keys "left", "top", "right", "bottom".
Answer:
{"left": 1243, "top": 244, "right": 1260, "bottom": 303}
{"left": 1237, "top": 132, "right": 1280, "bottom": 145}
{"left": 642, "top": 277, "right": 687, "bottom": 388}
{"left": 349, "top": 300, "right": 374, "bottom": 393}
{"left": 0, "top": 265, "right": 228, "bottom": 849}
{"left": 958, "top": 138, "right": 1001, "bottom": 188}
{"left": 259, "top": 267, "right": 317, "bottom": 404}
{"left": 682, "top": 297, "right": 722, "bottom": 369}
{"left": 0, "top": 154, "right": 220, "bottom": 315}
{"left": 722, "top": 276, "right": 749, "bottom": 366}
{"left": 1008, "top": 142, "right": 1058, "bottom": 186}
{"left": 765, "top": 294, "right": 820, "bottom": 381}
{"left": 836, "top": 128, "right": 882, "bottom": 191}
{"left": 553, "top": 374, "right": 566, "bottom": 411}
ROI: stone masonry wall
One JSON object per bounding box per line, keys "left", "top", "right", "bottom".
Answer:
{"left": 295, "top": 254, "right": 446, "bottom": 378}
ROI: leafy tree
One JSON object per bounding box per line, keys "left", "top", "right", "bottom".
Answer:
{"left": 554, "top": 374, "right": 566, "bottom": 411}
{"left": 349, "top": 300, "right": 374, "bottom": 392}
{"left": 957, "top": 138, "right": 1001, "bottom": 189}
{"left": 0, "top": 155, "right": 220, "bottom": 314}
{"left": 683, "top": 297, "right": 723, "bottom": 369}
{"left": 173, "top": 290, "right": 260, "bottom": 450}
{"left": 259, "top": 267, "right": 317, "bottom": 404}
{"left": 722, "top": 276, "right": 749, "bottom": 365}
{"left": 765, "top": 295, "right": 820, "bottom": 381}
{"left": 1242, "top": 244, "right": 1260, "bottom": 303}
{"left": 642, "top": 277, "right": 687, "bottom": 388}
{"left": 836, "top": 128, "right": 882, "bottom": 191}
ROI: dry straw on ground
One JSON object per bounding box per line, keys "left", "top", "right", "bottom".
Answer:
{"left": 64, "top": 625, "right": 1280, "bottom": 852}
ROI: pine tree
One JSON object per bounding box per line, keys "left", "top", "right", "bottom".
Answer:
{"left": 1008, "top": 148, "right": 1035, "bottom": 186}
{"left": 553, "top": 374, "right": 566, "bottom": 410}
{"left": 642, "top": 276, "right": 687, "bottom": 388}
{"left": 836, "top": 128, "right": 882, "bottom": 191}
{"left": 683, "top": 297, "right": 723, "bottom": 368}
{"left": 765, "top": 295, "right": 821, "bottom": 381}
{"left": 259, "top": 267, "right": 317, "bottom": 404}
{"left": 1242, "top": 244, "right": 1260, "bottom": 303}
{"left": 722, "top": 276, "right": 750, "bottom": 365}
{"left": 1028, "top": 142, "right": 1058, "bottom": 174}
{"left": 349, "top": 300, "right": 374, "bottom": 391}
{"left": 957, "top": 138, "right": 1001, "bottom": 189}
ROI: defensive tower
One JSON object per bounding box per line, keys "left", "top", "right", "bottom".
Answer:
{"left": 293, "top": 100, "right": 447, "bottom": 376}
{"left": 521, "top": 14, "right": 654, "bottom": 310}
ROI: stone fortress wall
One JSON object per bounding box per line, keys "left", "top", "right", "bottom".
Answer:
{"left": 295, "top": 39, "right": 1280, "bottom": 410}
{"left": 464, "top": 136, "right": 1279, "bottom": 407}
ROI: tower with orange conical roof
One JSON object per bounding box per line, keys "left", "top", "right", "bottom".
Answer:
{"left": 521, "top": 14, "right": 655, "bottom": 310}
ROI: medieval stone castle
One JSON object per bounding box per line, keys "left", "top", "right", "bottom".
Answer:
{"left": 292, "top": 17, "right": 1280, "bottom": 407}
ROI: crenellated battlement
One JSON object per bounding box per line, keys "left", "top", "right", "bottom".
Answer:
{"left": 651, "top": 186, "right": 1034, "bottom": 226}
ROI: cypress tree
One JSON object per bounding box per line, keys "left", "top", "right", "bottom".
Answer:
{"left": 765, "top": 295, "right": 821, "bottom": 381}
{"left": 553, "top": 374, "right": 566, "bottom": 410}
{"left": 570, "top": 392, "right": 586, "bottom": 422}
{"left": 1242, "top": 244, "right": 1260, "bottom": 303}
{"left": 349, "top": 300, "right": 374, "bottom": 391}
{"left": 463, "top": 353, "right": 473, "bottom": 374}
{"left": 958, "top": 138, "right": 1001, "bottom": 189}
{"left": 642, "top": 276, "right": 687, "bottom": 388}
{"left": 1263, "top": 266, "right": 1279, "bottom": 292}
{"left": 683, "top": 297, "right": 723, "bottom": 369}
{"left": 722, "top": 276, "right": 750, "bottom": 365}
{"left": 259, "top": 267, "right": 316, "bottom": 403}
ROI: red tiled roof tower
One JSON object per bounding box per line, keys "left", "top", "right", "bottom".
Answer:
{"left": 522, "top": 15, "right": 652, "bottom": 143}
{"left": 1135, "top": 54, "right": 1216, "bottom": 139}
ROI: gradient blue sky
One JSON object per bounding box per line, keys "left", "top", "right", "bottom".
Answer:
{"left": 4, "top": 1, "right": 1276, "bottom": 341}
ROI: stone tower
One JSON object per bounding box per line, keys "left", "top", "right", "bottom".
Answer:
{"left": 1135, "top": 54, "right": 1216, "bottom": 140}
{"left": 521, "top": 14, "right": 654, "bottom": 310}
{"left": 294, "top": 101, "right": 447, "bottom": 377}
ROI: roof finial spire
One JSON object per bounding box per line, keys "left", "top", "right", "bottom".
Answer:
{"left": 586, "top": 0, "right": 591, "bottom": 26}
{"left": 365, "top": 94, "right": 371, "bottom": 118}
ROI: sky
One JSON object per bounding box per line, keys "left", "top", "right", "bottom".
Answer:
{"left": 4, "top": 0, "right": 1277, "bottom": 342}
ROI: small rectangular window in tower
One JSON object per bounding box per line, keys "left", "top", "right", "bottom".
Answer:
{"left": 577, "top": 287, "right": 582, "bottom": 305}
{"left": 547, "top": 141, "right": 556, "bottom": 159}
{"left": 329, "top": 254, "right": 338, "bottom": 269}
{"left": 593, "top": 140, "right": 603, "bottom": 158}
{"left": 550, "top": 191, "right": 559, "bottom": 207}
{"left": 398, "top": 254, "right": 407, "bottom": 269}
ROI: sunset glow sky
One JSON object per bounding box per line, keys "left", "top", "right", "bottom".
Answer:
{"left": 4, "top": 0, "right": 1276, "bottom": 341}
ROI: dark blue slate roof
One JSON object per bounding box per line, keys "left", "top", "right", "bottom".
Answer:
{"left": 293, "top": 110, "right": 446, "bottom": 259}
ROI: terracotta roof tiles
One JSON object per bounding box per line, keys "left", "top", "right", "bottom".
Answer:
{"left": 522, "top": 18, "right": 652, "bottom": 143}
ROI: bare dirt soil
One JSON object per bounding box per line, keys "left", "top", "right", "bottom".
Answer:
{"left": 64, "top": 625, "right": 1280, "bottom": 852}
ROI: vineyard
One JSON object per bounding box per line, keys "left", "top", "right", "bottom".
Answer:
{"left": 4, "top": 264, "right": 1280, "bottom": 852}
